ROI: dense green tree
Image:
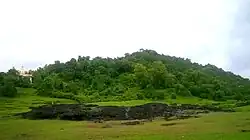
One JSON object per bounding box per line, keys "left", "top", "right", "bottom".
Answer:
{"left": 37, "top": 76, "right": 54, "bottom": 96}
{"left": 29, "top": 49, "right": 250, "bottom": 101}
{"left": 133, "top": 63, "right": 150, "bottom": 89}
{"left": 2, "top": 49, "right": 250, "bottom": 101}
{"left": 0, "top": 82, "right": 17, "bottom": 97}
{"left": 148, "top": 61, "right": 167, "bottom": 89}
{"left": 0, "top": 72, "right": 18, "bottom": 97}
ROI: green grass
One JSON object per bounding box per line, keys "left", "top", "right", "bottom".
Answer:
{"left": 94, "top": 100, "right": 154, "bottom": 106}
{"left": 236, "top": 105, "right": 250, "bottom": 112}
{"left": 165, "top": 96, "right": 216, "bottom": 104}
{"left": 0, "top": 88, "right": 76, "bottom": 117}
{"left": 0, "top": 96, "right": 76, "bottom": 117}
{"left": 16, "top": 88, "right": 37, "bottom": 96}
{"left": 1, "top": 112, "right": 250, "bottom": 140}
{"left": 94, "top": 96, "right": 231, "bottom": 107}
{"left": 1, "top": 88, "right": 250, "bottom": 140}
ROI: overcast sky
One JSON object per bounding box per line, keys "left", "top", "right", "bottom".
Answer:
{"left": 0, "top": 0, "right": 249, "bottom": 77}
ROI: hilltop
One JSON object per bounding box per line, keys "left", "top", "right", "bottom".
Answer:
{"left": 1, "top": 49, "right": 250, "bottom": 102}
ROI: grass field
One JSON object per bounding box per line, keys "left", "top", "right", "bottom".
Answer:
{"left": 1, "top": 89, "right": 250, "bottom": 140}
{"left": 0, "top": 96, "right": 75, "bottom": 117}
{"left": 1, "top": 112, "right": 250, "bottom": 140}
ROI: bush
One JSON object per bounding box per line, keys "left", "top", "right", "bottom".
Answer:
{"left": 235, "top": 101, "right": 250, "bottom": 107}
{"left": 37, "top": 88, "right": 53, "bottom": 96}
{"left": 121, "top": 90, "right": 138, "bottom": 101}
{"left": 171, "top": 93, "right": 177, "bottom": 99}
{"left": 234, "top": 93, "right": 244, "bottom": 101}
{"left": 178, "top": 89, "right": 192, "bottom": 96}
{"left": 0, "top": 84, "right": 18, "bottom": 97}
{"left": 200, "top": 93, "right": 208, "bottom": 99}
{"left": 50, "top": 91, "right": 74, "bottom": 99}
{"left": 136, "top": 92, "right": 145, "bottom": 100}
{"left": 213, "top": 90, "right": 226, "bottom": 101}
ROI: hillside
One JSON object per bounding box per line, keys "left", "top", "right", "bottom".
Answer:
{"left": 2, "top": 49, "right": 250, "bottom": 140}
{"left": 1, "top": 49, "right": 250, "bottom": 101}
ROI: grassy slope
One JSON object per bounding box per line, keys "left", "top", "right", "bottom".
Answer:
{"left": 0, "top": 88, "right": 250, "bottom": 140}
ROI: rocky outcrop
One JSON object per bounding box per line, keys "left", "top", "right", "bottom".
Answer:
{"left": 17, "top": 103, "right": 234, "bottom": 121}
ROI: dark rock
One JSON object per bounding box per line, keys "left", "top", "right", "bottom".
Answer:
{"left": 241, "top": 129, "right": 250, "bottom": 132}
{"left": 98, "top": 106, "right": 127, "bottom": 120}
{"left": 16, "top": 102, "right": 234, "bottom": 121}
{"left": 127, "top": 103, "right": 168, "bottom": 120}
{"left": 94, "top": 119, "right": 104, "bottom": 123}
{"left": 161, "top": 123, "right": 177, "bottom": 126}
{"left": 194, "top": 115, "right": 200, "bottom": 118}
{"left": 121, "top": 120, "right": 144, "bottom": 125}
{"left": 177, "top": 114, "right": 193, "bottom": 120}
{"left": 102, "top": 123, "right": 112, "bottom": 128}
{"left": 196, "top": 110, "right": 210, "bottom": 114}
{"left": 211, "top": 103, "right": 221, "bottom": 106}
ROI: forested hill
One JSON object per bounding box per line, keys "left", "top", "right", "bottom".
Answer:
{"left": 1, "top": 49, "right": 250, "bottom": 101}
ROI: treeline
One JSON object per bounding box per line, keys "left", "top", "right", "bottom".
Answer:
{"left": 1, "top": 49, "right": 250, "bottom": 101}
{"left": 0, "top": 69, "right": 31, "bottom": 97}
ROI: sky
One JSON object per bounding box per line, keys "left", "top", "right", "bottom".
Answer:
{"left": 0, "top": 0, "right": 249, "bottom": 77}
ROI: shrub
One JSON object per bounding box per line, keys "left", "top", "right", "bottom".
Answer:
{"left": 50, "top": 91, "right": 74, "bottom": 99}
{"left": 0, "top": 83, "right": 18, "bottom": 97}
{"left": 234, "top": 93, "right": 244, "bottom": 101}
{"left": 136, "top": 92, "right": 145, "bottom": 100}
{"left": 171, "top": 93, "right": 177, "bottom": 99}
{"left": 121, "top": 90, "right": 137, "bottom": 101}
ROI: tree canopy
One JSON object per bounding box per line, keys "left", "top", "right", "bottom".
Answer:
{"left": 1, "top": 49, "right": 250, "bottom": 101}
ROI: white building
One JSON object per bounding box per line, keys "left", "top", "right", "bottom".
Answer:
{"left": 18, "top": 66, "right": 33, "bottom": 83}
